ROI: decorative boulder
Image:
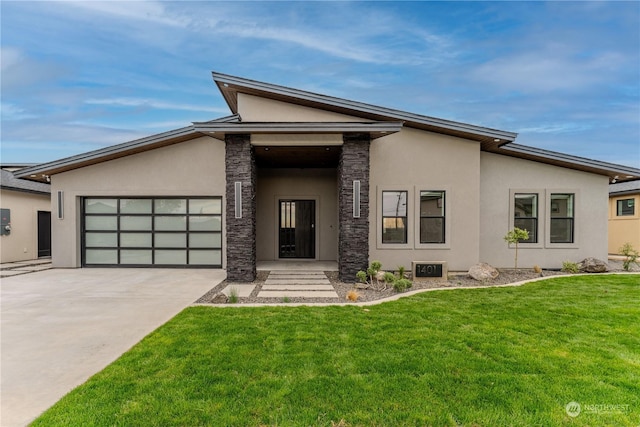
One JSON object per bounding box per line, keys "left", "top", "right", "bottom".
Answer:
{"left": 375, "top": 271, "right": 386, "bottom": 282}
{"left": 468, "top": 263, "right": 500, "bottom": 281}
{"left": 211, "top": 292, "right": 229, "bottom": 303}
{"left": 578, "top": 258, "right": 609, "bottom": 273}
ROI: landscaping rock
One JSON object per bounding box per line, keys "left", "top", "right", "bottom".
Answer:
{"left": 578, "top": 257, "right": 609, "bottom": 273}
{"left": 468, "top": 263, "right": 500, "bottom": 281}
{"left": 211, "top": 292, "right": 229, "bottom": 303}
{"left": 375, "top": 271, "right": 386, "bottom": 282}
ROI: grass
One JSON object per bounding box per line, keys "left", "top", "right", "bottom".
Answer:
{"left": 32, "top": 275, "right": 639, "bottom": 426}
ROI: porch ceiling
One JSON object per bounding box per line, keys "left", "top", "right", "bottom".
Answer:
{"left": 254, "top": 146, "right": 341, "bottom": 168}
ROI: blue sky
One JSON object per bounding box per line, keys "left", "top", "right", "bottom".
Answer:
{"left": 2, "top": 1, "right": 639, "bottom": 168}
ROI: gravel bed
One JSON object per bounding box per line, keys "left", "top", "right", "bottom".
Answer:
{"left": 195, "top": 260, "right": 637, "bottom": 305}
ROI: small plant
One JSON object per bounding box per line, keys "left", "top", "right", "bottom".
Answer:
{"left": 383, "top": 272, "right": 396, "bottom": 284}
{"left": 393, "top": 278, "right": 413, "bottom": 292}
{"left": 561, "top": 261, "right": 579, "bottom": 274}
{"left": 503, "top": 227, "right": 530, "bottom": 269}
{"left": 620, "top": 242, "right": 639, "bottom": 271}
{"left": 282, "top": 296, "right": 291, "bottom": 303}
{"left": 346, "top": 289, "right": 360, "bottom": 302}
{"left": 397, "top": 265, "right": 406, "bottom": 278}
{"left": 356, "top": 260, "right": 384, "bottom": 290}
{"left": 533, "top": 265, "right": 542, "bottom": 274}
{"left": 356, "top": 261, "right": 413, "bottom": 292}
{"left": 228, "top": 287, "right": 239, "bottom": 304}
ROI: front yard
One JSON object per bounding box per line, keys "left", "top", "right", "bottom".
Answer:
{"left": 32, "top": 275, "right": 639, "bottom": 426}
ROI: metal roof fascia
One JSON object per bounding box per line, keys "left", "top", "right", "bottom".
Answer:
{"left": 501, "top": 144, "right": 640, "bottom": 177}
{"left": 211, "top": 72, "right": 517, "bottom": 141}
{"left": 15, "top": 125, "right": 198, "bottom": 179}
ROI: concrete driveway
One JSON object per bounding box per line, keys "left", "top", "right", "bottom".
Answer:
{"left": 1, "top": 268, "right": 225, "bottom": 427}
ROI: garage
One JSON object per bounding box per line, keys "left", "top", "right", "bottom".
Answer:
{"left": 82, "top": 197, "right": 222, "bottom": 267}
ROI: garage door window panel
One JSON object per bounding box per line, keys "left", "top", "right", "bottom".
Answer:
{"left": 83, "top": 197, "right": 222, "bottom": 267}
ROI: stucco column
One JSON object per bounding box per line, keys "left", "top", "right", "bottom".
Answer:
{"left": 225, "top": 134, "right": 256, "bottom": 282}
{"left": 338, "top": 133, "right": 370, "bottom": 281}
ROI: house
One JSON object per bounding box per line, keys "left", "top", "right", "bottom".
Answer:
{"left": 609, "top": 180, "right": 640, "bottom": 255}
{"left": 15, "top": 72, "right": 640, "bottom": 281}
{"left": 1, "top": 166, "right": 52, "bottom": 263}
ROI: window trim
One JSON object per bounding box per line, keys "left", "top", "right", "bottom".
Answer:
{"left": 376, "top": 186, "right": 412, "bottom": 249}
{"left": 545, "top": 190, "right": 579, "bottom": 248}
{"left": 616, "top": 198, "right": 635, "bottom": 217}
{"left": 381, "top": 190, "right": 409, "bottom": 244}
{"left": 415, "top": 189, "right": 449, "bottom": 248}
{"left": 514, "top": 192, "right": 539, "bottom": 244}
{"left": 509, "top": 189, "right": 544, "bottom": 249}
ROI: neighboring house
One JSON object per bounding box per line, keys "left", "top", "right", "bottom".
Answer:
{"left": 0, "top": 166, "right": 52, "bottom": 263}
{"left": 609, "top": 180, "right": 640, "bottom": 255}
{"left": 16, "top": 72, "right": 640, "bottom": 280}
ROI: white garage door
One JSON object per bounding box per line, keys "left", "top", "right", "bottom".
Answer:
{"left": 83, "top": 197, "right": 222, "bottom": 267}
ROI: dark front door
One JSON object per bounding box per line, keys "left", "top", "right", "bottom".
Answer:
{"left": 37, "top": 211, "right": 52, "bottom": 257}
{"left": 279, "top": 200, "right": 315, "bottom": 258}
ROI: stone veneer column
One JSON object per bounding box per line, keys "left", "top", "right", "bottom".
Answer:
{"left": 225, "top": 134, "right": 256, "bottom": 282}
{"left": 338, "top": 133, "right": 370, "bottom": 281}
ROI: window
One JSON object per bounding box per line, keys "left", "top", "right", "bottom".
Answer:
{"left": 617, "top": 198, "right": 635, "bottom": 216}
{"left": 382, "top": 191, "right": 407, "bottom": 243}
{"left": 420, "top": 191, "right": 445, "bottom": 243}
{"left": 514, "top": 193, "right": 538, "bottom": 243}
{"left": 550, "top": 193, "right": 574, "bottom": 243}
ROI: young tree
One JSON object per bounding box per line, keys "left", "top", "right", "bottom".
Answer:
{"left": 503, "top": 227, "right": 530, "bottom": 269}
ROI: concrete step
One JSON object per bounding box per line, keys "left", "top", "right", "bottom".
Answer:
{"left": 257, "top": 290, "right": 339, "bottom": 298}
{"left": 262, "top": 284, "right": 335, "bottom": 291}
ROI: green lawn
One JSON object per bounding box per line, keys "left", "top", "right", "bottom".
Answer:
{"left": 33, "top": 275, "right": 639, "bottom": 426}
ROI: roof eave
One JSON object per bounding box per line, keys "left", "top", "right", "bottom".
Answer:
{"left": 15, "top": 126, "right": 199, "bottom": 181}
{"left": 493, "top": 143, "right": 640, "bottom": 183}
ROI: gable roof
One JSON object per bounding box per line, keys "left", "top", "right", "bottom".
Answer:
{"left": 14, "top": 72, "right": 640, "bottom": 183}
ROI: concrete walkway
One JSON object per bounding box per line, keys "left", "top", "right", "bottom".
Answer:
{"left": 0, "top": 258, "right": 52, "bottom": 278}
{"left": 1, "top": 268, "right": 225, "bottom": 427}
{"left": 258, "top": 270, "right": 339, "bottom": 298}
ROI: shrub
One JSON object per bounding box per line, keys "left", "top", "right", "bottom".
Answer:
{"left": 533, "top": 265, "right": 542, "bottom": 274}
{"left": 393, "top": 278, "right": 413, "bottom": 292}
{"left": 383, "top": 272, "right": 396, "bottom": 284}
{"left": 620, "top": 242, "right": 639, "bottom": 271}
{"left": 561, "top": 261, "right": 579, "bottom": 274}
{"left": 346, "top": 290, "right": 360, "bottom": 302}
{"left": 356, "top": 270, "right": 368, "bottom": 284}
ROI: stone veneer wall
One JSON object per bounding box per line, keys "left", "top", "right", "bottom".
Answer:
{"left": 225, "top": 134, "right": 257, "bottom": 282}
{"left": 338, "top": 133, "right": 370, "bottom": 281}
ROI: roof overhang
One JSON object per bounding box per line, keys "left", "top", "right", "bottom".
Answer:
{"left": 191, "top": 121, "right": 403, "bottom": 141}
{"left": 212, "top": 71, "right": 517, "bottom": 145}
{"left": 489, "top": 143, "right": 640, "bottom": 183}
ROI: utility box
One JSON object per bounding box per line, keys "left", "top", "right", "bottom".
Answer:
{"left": 1, "top": 208, "right": 11, "bottom": 235}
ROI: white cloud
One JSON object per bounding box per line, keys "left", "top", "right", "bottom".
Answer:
{"left": 84, "top": 97, "right": 227, "bottom": 114}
